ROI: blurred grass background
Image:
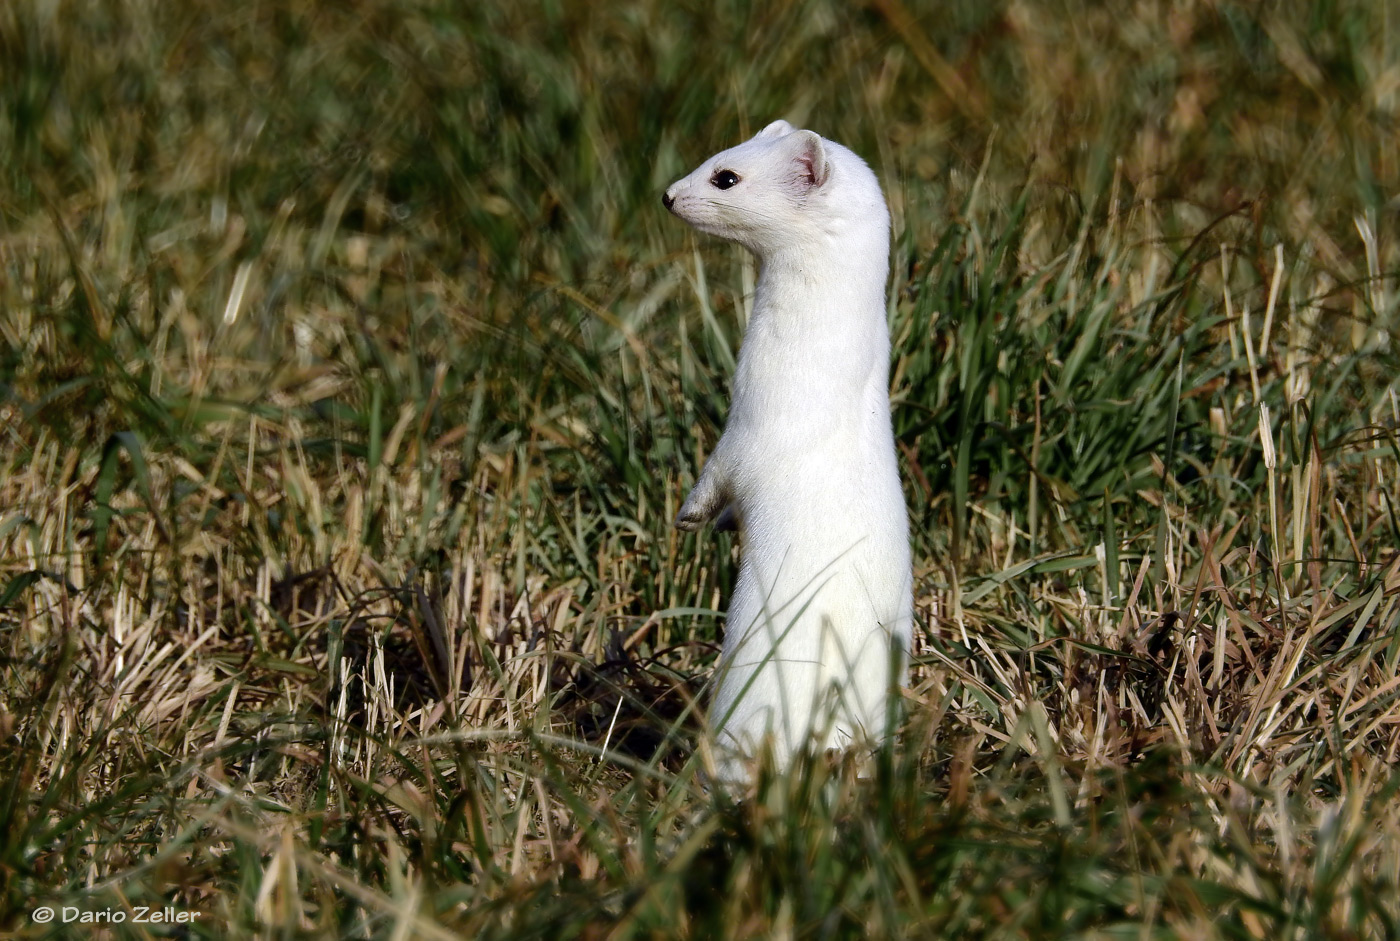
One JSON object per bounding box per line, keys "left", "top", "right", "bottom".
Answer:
{"left": 2, "top": 0, "right": 1398, "bottom": 937}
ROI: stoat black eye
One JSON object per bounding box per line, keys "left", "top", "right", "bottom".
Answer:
{"left": 710, "top": 169, "right": 740, "bottom": 190}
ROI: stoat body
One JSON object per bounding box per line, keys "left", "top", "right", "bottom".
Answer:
{"left": 662, "top": 120, "right": 913, "bottom": 785}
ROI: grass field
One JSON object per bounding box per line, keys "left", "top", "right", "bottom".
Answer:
{"left": 2, "top": 0, "right": 1399, "bottom": 936}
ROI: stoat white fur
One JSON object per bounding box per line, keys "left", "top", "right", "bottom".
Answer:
{"left": 663, "top": 120, "right": 913, "bottom": 785}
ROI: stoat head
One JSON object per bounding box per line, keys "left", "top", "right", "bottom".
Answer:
{"left": 662, "top": 120, "right": 887, "bottom": 258}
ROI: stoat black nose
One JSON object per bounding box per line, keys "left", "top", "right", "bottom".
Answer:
{"left": 662, "top": 192, "right": 674, "bottom": 210}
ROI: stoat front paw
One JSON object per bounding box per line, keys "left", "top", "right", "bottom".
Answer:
{"left": 675, "top": 489, "right": 721, "bottom": 530}
{"left": 675, "top": 501, "right": 737, "bottom": 532}
{"left": 674, "top": 503, "right": 711, "bottom": 531}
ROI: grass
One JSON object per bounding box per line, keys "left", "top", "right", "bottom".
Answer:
{"left": 1, "top": 0, "right": 1398, "bottom": 936}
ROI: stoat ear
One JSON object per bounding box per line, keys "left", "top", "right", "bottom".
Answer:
{"left": 757, "top": 119, "right": 796, "bottom": 139}
{"left": 787, "top": 130, "right": 829, "bottom": 189}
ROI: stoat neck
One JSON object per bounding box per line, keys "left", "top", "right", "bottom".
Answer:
{"left": 750, "top": 240, "right": 890, "bottom": 338}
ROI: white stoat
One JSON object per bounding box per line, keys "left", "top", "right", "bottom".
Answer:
{"left": 663, "top": 119, "right": 913, "bottom": 785}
